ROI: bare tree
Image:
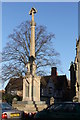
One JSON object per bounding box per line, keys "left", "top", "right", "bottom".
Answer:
{"left": 1, "top": 21, "right": 60, "bottom": 82}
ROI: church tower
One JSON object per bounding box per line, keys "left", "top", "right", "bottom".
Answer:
{"left": 75, "top": 38, "right": 80, "bottom": 102}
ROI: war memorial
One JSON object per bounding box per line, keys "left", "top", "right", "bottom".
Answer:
{"left": 12, "top": 8, "right": 47, "bottom": 113}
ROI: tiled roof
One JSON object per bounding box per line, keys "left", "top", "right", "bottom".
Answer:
{"left": 40, "top": 76, "right": 51, "bottom": 86}
{"left": 41, "top": 75, "right": 69, "bottom": 89}
{"left": 5, "top": 77, "right": 23, "bottom": 91}
{"left": 5, "top": 74, "right": 69, "bottom": 91}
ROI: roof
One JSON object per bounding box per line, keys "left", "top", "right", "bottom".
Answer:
{"left": 41, "top": 75, "right": 68, "bottom": 89}
{"left": 55, "top": 75, "right": 68, "bottom": 89}
{"left": 5, "top": 73, "right": 69, "bottom": 91}
{"left": 5, "top": 77, "right": 23, "bottom": 91}
{"left": 40, "top": 75, "right": 51, "bottom": 87}
{"left": 0, "top": 90, "right": 5, "bottom": 93}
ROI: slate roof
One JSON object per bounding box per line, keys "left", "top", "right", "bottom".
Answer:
{"left": 5, "top": 71, "right": 70, "bottom": 92}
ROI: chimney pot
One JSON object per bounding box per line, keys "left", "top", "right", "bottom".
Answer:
{"left": 51, "top": 67, "right": 57, "bottom": 76}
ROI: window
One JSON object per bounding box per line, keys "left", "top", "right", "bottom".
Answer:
{"left": 54, "top": 104, "right": 63, "bottom": 111}
{"left": 63, "top": 104, "right": 76, "bottom": 112}
{"left": 1, "top": 103, "right": 12, "bottom": 110}
{"left": 48, "top": 87, "right": 53, "bottom": 94}
{"left": 41, "top": 89, "right": 44, "bottom": 96}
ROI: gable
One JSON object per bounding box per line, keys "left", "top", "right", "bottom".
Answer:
{"left": 46, "top": 78, "right": 54, "bottom": 88}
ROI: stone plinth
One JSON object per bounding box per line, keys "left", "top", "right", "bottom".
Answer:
{"left": 23, "top": 74, "right": 41, "bottom": 102}
{"left": 12, "top": 100, "right": 47, "bottom": 113}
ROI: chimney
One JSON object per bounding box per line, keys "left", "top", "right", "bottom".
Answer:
{"left": 51, "top": 67, "right": 57, "bottom": 76}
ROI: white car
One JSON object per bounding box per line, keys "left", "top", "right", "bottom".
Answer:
{"left": 0, "top": 102, "right": 26, "bottom": 120}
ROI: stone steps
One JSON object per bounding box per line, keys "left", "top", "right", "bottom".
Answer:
{"left": 12, "top": 101, "right": 48, "bottom": 113}
{"left": 37, "top": 104, "right": 47, "bottom": 111}
{"left": 15, "top": 106, "right": 37, "bottom": 113}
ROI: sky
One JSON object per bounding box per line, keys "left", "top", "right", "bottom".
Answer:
{"left": 78, "top": 2, "right": 80, "bottom": 35}
{"left": 0, "top": 1, "right": 79, "bottom": 89}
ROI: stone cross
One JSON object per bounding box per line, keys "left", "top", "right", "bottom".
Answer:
{"left": 29, "top": 8, "right": 37, "bottom": 75}
{"left": 29, "top": 7, "right": 37, "bottom": 58}
{"left": 23, "top": 8, "right": 40, "bottom": 102}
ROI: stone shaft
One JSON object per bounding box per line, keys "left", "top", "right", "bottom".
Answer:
{"left": 30, "top": 25, "right": 35, "bottom": 58}
{"left": 30, "top": 9, "right": 36, "bottom": 58}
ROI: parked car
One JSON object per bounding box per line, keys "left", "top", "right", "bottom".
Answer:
{"left": 34, "top": 102, "right": 80, "bottom": 120}
{"left": 0, "top": 102, "right": 26, "bottom": 120}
